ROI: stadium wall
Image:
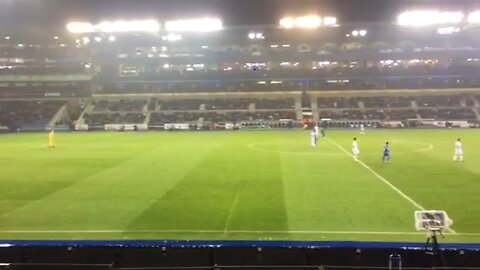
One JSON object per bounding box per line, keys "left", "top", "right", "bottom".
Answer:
{"left": 1, "top": 240, "right": 480, "bottom": 269}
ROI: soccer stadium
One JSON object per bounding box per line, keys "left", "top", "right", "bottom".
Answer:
{"left": 1, "top": 0, "right": 480, "bottom": 268}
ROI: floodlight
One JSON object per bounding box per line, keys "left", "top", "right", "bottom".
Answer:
{"left": 359, "top": 29, "right": 367, "bottom": 36}
{"left": 4, "top": 36, "right": 10, "bottom": 40}
{"left": 295, "top": 15, "right": 322, "bottom": 28}
{"left": 82, "top": 37, "right": 90, "bottom": 44}
{"left": 440, "top": 12, "right": 464, "bottom": 24}
{"left": 323, "top": 16, "right": 337, "bottom": 26}
{"left": 255, "top": 33, "right": 264, "bottom": 39}
{"left": 67, "top": 22, "right": 94, "bottom": 33}
{"left": 468, "top": 11, "right": 480, "bottom": 23}
{"left": 165, "top": 18, "right": 223, "bottom": 32}
{"left": 280, "top": 15, "right": 323, "bottom": 29}
{"left": 279, "top": 17, "right": 294, "bottom": 28}
{"left": 437, "top": 26, "right": 460, "bottom": 35}
{"left": 162, "top": 33, "right": 182, "bottom": 41}
{"left": 67, "top": 20, "right": 160, "bottom": 33}
{"left": 108, "top": 36, "right": 116, "bottom": 42}
{"left": 352, "top": 30, "right": 359, "bottom": 36}
{"left": 248, "top": 32, "right": 255, "bottom": 39}
{"left": 60, "top": 43, "right": 66, "bottom": 47}
{"left": 94, "top": 36, "right": 102, "bottom": 42}
{"left": 397, "top": 11, "right": 464, "bottom": 26}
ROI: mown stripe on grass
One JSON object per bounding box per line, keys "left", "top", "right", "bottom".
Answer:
{"left": 126, "top": 136, "right": 290, "bottom": 238}
{"left": 0, "top": 138, "right": 220, "bottom": 231}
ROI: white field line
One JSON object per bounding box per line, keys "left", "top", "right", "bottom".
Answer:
{"left": 223, "top": 193, "right": 240, "bottom": 235}
{"left": 0, "top": 229, "right": 478, "bottom": 236}
{"left": 326, "top": 138, "right": 457, "bottom": 235}
{"left": 248, "top": 141, "right": 433, "bottom": 157}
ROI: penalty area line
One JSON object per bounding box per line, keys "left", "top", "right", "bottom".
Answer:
{"left": 325, "top": 138, "right": 457, "bottom": 235}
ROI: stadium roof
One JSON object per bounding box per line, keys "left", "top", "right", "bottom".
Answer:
{"left": 0, "top": 0, "right": 479, "bottom": 28}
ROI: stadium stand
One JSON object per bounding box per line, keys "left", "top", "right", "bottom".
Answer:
{"left": 0, "top": 101, "right": 63, "bottom": 129}
{"left": 92, "top": 100, "right": 147, "bottom": 112}
{"left": 361, "top": 96, "right": 411, "bottom": 108}
{"left": 84, "top": 113, "right": 146, "bottom": 125}
{"left": 226, "top": 111, "right": 297, "bottom": 121}
{"left": 204, "top": 98, "right": 254, "bottom": 110}
{"left": 317, "top": 97, "right": 358, "bottom": 108}
{"left": 159, "top": 99, "right": 203, "bottom": 111}
{"left": 255, "top": 98, "right": 295, "bottom": 109}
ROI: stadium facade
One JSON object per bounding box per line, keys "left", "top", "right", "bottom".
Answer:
{"left": 1, "top": 22, "right": 480, "bottom": 132}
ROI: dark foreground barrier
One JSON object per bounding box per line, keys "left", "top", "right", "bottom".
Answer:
{"left": 0, "top": 240, "right": 479, "bottom": 270}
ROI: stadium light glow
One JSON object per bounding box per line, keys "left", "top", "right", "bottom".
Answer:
{"left": 248, "top": 32, "right": 264, "bottom": 39}
{"left": 82, "top": 37, "right": 90, "bottom": 44}
{"left": 108, "top": 36, "right": 116, "bottom": 42}
{"left": 397, "top": 11, "right": 464, "bottom": 26}
{"left": 280, "top": 15, "right": 334, "bottom": 29}
{"left": 67, "top": 22, "right": 94, "bottom": 33}
{"left": 67, "top": 20, "right": 160, "bottom": 33}
{"left": 437, "top": 26, "right": 460, "bottom": 35}
{"left": 165, "top": 18, "right": 223, "bottom": 32}
{"left": 295, "top": 15, "right": 321, "bottom": 28}
{"left": 94, "top": 36, "right": 102, "bottom": 42}
{"left": 297, "top": 16, "right": 321, "bottom": 28}
{"left": 4, "top": 36, "right": 10, "bottom": 40}
{"left": 53, "top": 36, "right": 59, "bottom": 40}
{"left": 468, "top": 11, "right": 480, "bottom": 23}
{"left": 162, "top": 33, "right": 182, "bottom": 41}
{"left": 323, "top": 16, "right": 337, "bottom": 26}
{"left": 350, "top": 29, "right": 367, "bottom": 37}
{"left": 279, "top": 17, "right": 295, "bottom": 28}
{"left": 60, "top": 43, "right": 66, "bottom": 47}
{"left": 201, "top": 45, "right": 209, "bottom": 49}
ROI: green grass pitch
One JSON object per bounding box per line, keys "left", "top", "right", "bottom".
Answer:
{"left": 0, "top": 129, "right": 479, "bottom": 242}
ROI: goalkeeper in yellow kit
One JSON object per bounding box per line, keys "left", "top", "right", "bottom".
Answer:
{"left": 48, "top": 129, "right": 56, "bottom": 148}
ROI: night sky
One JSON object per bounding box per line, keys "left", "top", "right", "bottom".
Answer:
{"left": 0, "top": 0, "right": 479, "bottom": 28}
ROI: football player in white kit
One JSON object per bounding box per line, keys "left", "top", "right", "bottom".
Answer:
{"left": 314, "top": 125, "right": 319, "bottom": 138}
{"left": 453, "top": 138, "right": 463, "bottom": 162}
{"left": 360, "top": 124, "right": 365, "bottom": 135}
{"left": 352, "top": 137, "right": 360, "bottom": 161}
{"left": 311, "top": 129, "right": 317, "bottom": 148}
